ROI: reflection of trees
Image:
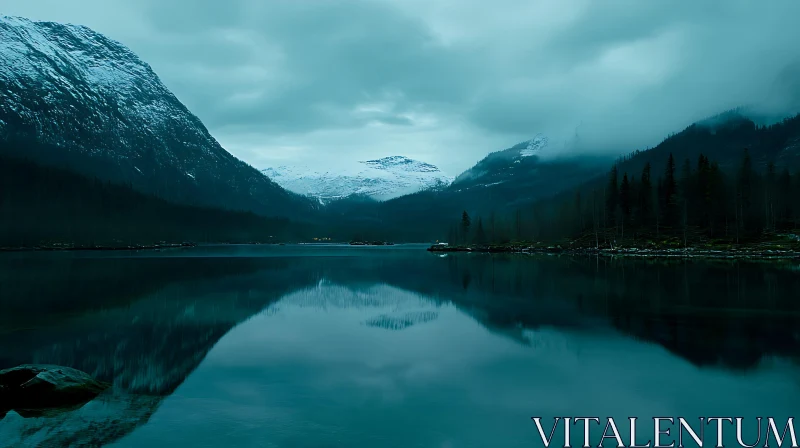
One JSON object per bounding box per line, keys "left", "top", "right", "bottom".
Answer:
{"left": 320, "top": 253, "right": 800, "bottom": 370}
{"left": 1, "top": 249, "right": 799, "bottom": 446}
{"left": 365, "top": 311, "right": 439, "bottom": 330}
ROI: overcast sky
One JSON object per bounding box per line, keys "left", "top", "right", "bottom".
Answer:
{"left": 5, "top": 0, "right": 800, "bottom": 174}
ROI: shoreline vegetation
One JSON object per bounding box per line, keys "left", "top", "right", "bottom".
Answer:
{"left": 0, "top": 242, "right": 197, "bottom": 252}
{"left": 428, "top": 234, "right": 800, "bottom": 259}
{"left": 0, "top": 241, "right": 405, "bottom": 252}
{"left": 4, "top": 237, "right": 800, "bottom": 259}
{"left": 439, "top": 147, "right": 800, "bottom": 262}
{"left": 0, "top": 240, "right": 405, "bottom": 252}
{"left": 0, "top": 154, "right": 309, "bottom": 251}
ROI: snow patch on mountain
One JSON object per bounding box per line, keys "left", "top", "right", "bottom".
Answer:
{"left": 262, "top": 156, "right": 453, "bottom": 203}
{"left": 451, "top": 134, "right": 550, "bottom": 186}
{"left": 0, "top": 15, "right": 173, "bottom": 125}
{"left": 0, "top": 15, "right": 313, "bottom": 215}
{"left": 520, "top": 134, "right": 549, "bottom": 157}
{"left": 0, "top": 14, "right": 217, "bottom": 163}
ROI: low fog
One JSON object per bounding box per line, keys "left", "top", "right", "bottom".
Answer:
{"left": 5, "top": 0, "right": 800, "bottom": 173}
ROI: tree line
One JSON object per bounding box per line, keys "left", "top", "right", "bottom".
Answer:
{"left": 449, "top": 149, "right": 800, "bottom": 247}
{"left": 0, "top": 154, "right": 312, "bottom": 248}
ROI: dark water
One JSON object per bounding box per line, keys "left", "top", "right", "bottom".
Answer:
{"left": 1, "top": 245, "right": 799, "bottom": 447}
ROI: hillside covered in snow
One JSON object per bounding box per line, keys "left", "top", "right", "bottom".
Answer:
{"left": 0, "top": 15, "right": 314, "bottom": 218}
{"left": 263, "top": 156, "right": 453, "bottom": 204}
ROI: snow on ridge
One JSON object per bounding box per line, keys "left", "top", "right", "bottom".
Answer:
{"left": 360, "top": 155, "right": 442, "bottom": 173}
{"left": 0, "top": 14, "right": 246, "bottom": 191}
{"left": 520, "top": 134, "right": 549, "bottom": 157}
{"left": 0, "top": 14, "right": 204, "bottom": 133}
{"left": 0, "top": 15, "right": 161, "bottom": 95}
{"left": 261, "top": 156, "right": 453, "bottom": 203}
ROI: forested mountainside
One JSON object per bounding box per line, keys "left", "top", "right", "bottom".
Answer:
{"left": 441, "top": 112, "right": 800, "bottom": 246}
{"left": 0, "top": 153, "right": 312, "bottom": 249}
{"left": 614, "top": 110, "right": 800, "bottom": 176}
{"left": 0, "top": 15, "right": 316, "bottom": 219}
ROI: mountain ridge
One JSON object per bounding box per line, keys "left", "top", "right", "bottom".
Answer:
{"left": 452, "top": 133, "right": 550, "bottom": 187}
{"left": 0, "top": 15, "right": 316, "bottom": 219}
{"left": 321, "top": 136, "right": 611, "bottom": 242}
{"left": 263, "top": 155, "right": 453, "bottom": 204}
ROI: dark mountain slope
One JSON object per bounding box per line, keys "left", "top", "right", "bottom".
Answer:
{"left": 0, "top": 254, "right": 321, "bottom": 446}
{"left": 324, "top": 137, "right": 611, "bottom": 242}
{"left": 0, "top": 15, "right": 315, "bottom": 219}
{"left": 614, "top": 110, "right": 800, "bottom": 178}
{"left": 327, "top": 111, "right": 800, "bottom": 243}
{"left": 0, "top": 152, "right": 312, "bottom": 248}
{"left": 451, "top": 111, "right": 800, "bottom": 244}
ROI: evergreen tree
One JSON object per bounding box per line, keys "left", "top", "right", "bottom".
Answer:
{"left": 639, "top": 163, "right": 653, "bottom": 227}
{"left": 695, "top": 155, "right": 712, "bottom": 230}
{"left": 0, "top": 154, "right": 305, "bottom": 247}
{"left": 474, "top": 217, "right": 487, "bottom": 245}
{"left": 708, "top": 161, "right": 726, "bottom": 237}
{"left": 656, "top": 177, "right": 664, "bottom": 236}
{"left": 606, "top": 165, "right": 619, "bottom": 227}
{"left": 662, "top": 153, "right": 679, "bottom": 227}
{"left": 794, "top": 171, "right": 800, "bottom": 229}
{"left": 737, "top": 148, "right": 756, "bottom": 235}
{"left": 461, "top": 210, "right": 472, "bottom": 244}
{"left": 629, "top": 174, "right": 638, "bottom": 227}
{"left": 777, "top": 168, "right": 792, "bottom": 228}
{"left": 679, "top": 158, "right": 693, "bottom": 228}
{"left": 430, "top": 115, "right": 800, "bottom": 247}
{"left": 489, "top": 211, "right": 496, "bottom": 243}
{"left": 447, "top": 225, "right": 458, "bottom": 245}
{"left": 620, "top": 173, "right": 632, "bottom": 228}
{"left": 765, "top": 161, "right": 776, "bottom": 231}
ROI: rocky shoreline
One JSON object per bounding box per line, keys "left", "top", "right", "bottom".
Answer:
{"left": 427, "top": 244, "right": 800, "bottom": 260}
{"left": 0, "top": 242, "right": 196, "bottom": 253}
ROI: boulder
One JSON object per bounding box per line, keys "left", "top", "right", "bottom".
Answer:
{"left": 0, "top": 365, "right": 110, "bottom": 418}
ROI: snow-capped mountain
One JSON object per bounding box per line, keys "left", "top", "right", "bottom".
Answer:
{"left": 0, "top": 15, "right": 314, "bottom": 217}
{"left": 452, "top": 134, "right": 550, "bottom": 187}
{"left": 262, "top": 156, "right": 453, "bottom": 203}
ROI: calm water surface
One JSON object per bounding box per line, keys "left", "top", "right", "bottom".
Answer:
{"left": 1, "top": 245, "right": 799, "bottom": 447}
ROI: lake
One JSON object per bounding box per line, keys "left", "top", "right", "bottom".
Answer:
{"left": 1, "top": 245, "right": 799, "bottom": 448}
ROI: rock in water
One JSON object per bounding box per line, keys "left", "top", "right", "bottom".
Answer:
{"left": 0, "top": 365, "right": 110, "bottom": 417}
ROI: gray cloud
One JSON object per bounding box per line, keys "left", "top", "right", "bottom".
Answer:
{"left": 136, "top": 0, "right": 482, "bottom": 137}
{"left": 145, "top": 0, "right": 246, "bottom": 32}
{"left": 5, "top": 0, "right": 800, "bottom": 173}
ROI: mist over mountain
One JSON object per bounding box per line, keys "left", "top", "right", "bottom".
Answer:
{"left": 322, "top": 135, "right": 612, "bottom": 241}
{"left": 452, "top": 134, "right": 550, "bottom": 187}
{"left": 2, "top": 13, "right": 800, "bottom": 247}
{"left": 2, "top": 4, "right": 800, "bottom": 447}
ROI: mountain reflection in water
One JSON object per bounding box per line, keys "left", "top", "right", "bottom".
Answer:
{"left": 0, "top": 245, "right": 798, "bottom": 447}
